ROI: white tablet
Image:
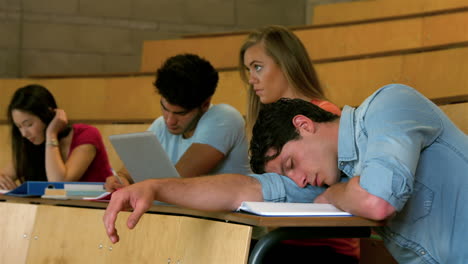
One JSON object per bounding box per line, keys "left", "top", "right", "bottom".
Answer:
{"left": 109, "top": 131, "right": 180, "bottom": 182}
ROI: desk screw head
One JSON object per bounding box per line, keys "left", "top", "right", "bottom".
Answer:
{"left": 98, "top": 244, "right": 103, "bottom": 249}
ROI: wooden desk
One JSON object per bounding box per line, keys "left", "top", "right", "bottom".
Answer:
{"left": 0, "top": 195, "right": 384, "bottom": 264}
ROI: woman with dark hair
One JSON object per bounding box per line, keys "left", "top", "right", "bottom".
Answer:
{"left": 0, "top": 84, "right": 112, "bottom": 189}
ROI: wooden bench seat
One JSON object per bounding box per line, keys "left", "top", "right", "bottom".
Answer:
{"left": 4, "top": 44, "right": 468, "bottom": 124}
{"left": 0, "top": 72, "right": 247, "bottom": 123}
{"left": 439, "top": 102, "right": 468, "bottom": 133}
{"left": 141, "top": 10, "right": 468, "bottom": 71}
{"left": 311, "top": 0, "right": 468, "bottom": 25}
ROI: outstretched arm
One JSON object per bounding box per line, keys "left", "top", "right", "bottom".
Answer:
{"left": 315, "top": 176, "right": 396, "bottom": 220}
{"left": 103, "top": 173, "right": 262, "bottom": 243}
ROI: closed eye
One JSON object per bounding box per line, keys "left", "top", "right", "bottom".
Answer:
{"left": 282, "top": 158, "right": 293, "bottom": 176}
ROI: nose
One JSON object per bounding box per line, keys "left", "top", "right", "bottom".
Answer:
{"left": 289, "top": 172, "right": 308, "bottom": 188}
{"left": 165, "top": 113, "right": 177, "bottom": 126}
{"left": 20, "top": 128, "right": 28, "bottom": 138}
{"left": 248, "top": 72, "right": 258, "bottom": 85}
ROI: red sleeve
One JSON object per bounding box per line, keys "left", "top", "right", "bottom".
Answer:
{"left": 71, "top": 125, "right": 103, "bottom": 152}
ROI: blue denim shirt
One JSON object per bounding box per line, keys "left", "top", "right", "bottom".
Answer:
{"left": 249, "top": 84, "right": 468, "bottom": 264}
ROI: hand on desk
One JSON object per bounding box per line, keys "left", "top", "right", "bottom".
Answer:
{"left": 105, "top": 174, "right": 130, "bottom": 192}
{"left": 103, "top": 180, "right": 155, "bottom": 243}
{"left": 0, "top": 173, "right": 17, "bottom": 190}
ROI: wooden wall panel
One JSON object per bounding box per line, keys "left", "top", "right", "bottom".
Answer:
{"left": 141, "top": 34, "right": 247, "bottom": 72}
{"left": 311, "top": 0, "right": 468, "bottom": 25}
{"left": 0, "top": 73, "right": 247, "bottom": 123}
{"left": 439, "top": 102, "right": 468, "bottom": 133}
{"left": 317, "top": 47, "right": 468, "bottom": 107}
{"left": 0, "top": 203, "right": 38, "bottom": 264}
{"left": 0, "top": 77, "right": 158, "bottom": 123}
{"left": 0, "top": 125, "right": 9, "bottom": 170}
{"left": 25, "top": 205, "right": 251, "bottom": 264}
{"left": 401, "top": 47, "right": 468, "bottom": 101}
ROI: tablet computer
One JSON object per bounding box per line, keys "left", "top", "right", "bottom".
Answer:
{"left": 109, "top": 131, "right": 180, "bottom": 182}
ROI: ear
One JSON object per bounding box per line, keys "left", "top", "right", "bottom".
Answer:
{"left": 292, "top": 115, "right": 316, "bottom": 133}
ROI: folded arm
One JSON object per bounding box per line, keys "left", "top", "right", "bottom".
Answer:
{"left": 316, "top": 176, "right": 396, "bottom": 220}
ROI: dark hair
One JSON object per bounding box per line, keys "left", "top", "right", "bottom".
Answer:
{"left": 7, "top": 84, "right": 71, "bottom": 182}
{"left": 249, "top": 98, "right": 339, "bottom": 173}
{"left": 154, "top": 53, "right": 219, "bottom": 110}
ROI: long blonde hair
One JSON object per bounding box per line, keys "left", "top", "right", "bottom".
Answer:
{"left": 239, "top": 25, "right": 326, "bottom": 137}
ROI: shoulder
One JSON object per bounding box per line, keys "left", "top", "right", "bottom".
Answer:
{"left": 356, "top": 84, "right": 443, "bottom": 140}
{"left": 72, "top": 123, "right": 99, "bottom": 135}
{"left": 357, "top": 84, "right": 440, "bottom": 119}
{"left": 203, "top": 104, "right": 244, "bottom": 122}
{"left": 363, "top": 84, "right": 429, "bottom": 109}
{"left": 71, "top": 124, "right": 103, "bottom": 144}
{"left": 148, "top": 116, "right": 166, "bottom": 133}
{"left": 199, "top": 104, "right": 245, "bottom": 132}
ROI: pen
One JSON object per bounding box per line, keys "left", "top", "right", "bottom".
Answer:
{"left": 112, "top": 168, "right": 123, "bottom": 185}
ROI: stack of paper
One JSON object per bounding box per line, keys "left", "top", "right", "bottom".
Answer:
{"left": 41, "top": 183, "right": 106, "bottom": 200}
{"left": 238, "top": 201, "right": 352, "bottom": 217}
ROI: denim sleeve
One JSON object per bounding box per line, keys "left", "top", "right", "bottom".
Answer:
{"left": 358, "top": 85, "right": 443, "bottom": 210}
{"left": 248, "top": 173, "right": 328, "bottom": 203}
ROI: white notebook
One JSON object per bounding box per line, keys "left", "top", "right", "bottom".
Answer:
{"left": 238, "top": 202, "right": 352, "bottom": 217}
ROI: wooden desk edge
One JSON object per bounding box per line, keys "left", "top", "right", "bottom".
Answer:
{"left": 0, "top": 195, "right": 384, "bottom": 227}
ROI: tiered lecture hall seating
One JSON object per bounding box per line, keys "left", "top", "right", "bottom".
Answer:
{"left": 0, "top": 73, "right": 247, "bottom": 171}
{"left": 1, "top": 0, "right": 467, "bottom": 262}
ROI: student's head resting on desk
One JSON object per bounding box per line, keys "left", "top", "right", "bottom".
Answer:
{"left": 7, "top": 84, "right": 72, "bottom": 183}
{"left": 238, "top": 25, "right": 341, "bottom": 137}
{"left": 154, "top": 53, "right": 219, "bottom": 139}
{"left": 249, "top": 98, "right": 341, "bottom": 188}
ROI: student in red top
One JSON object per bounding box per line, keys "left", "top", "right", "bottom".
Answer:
{"left": 239, "top": 25, "right": 359, "bottom": 263}
{"left": 0, "top": 84, "right": 111, "bottom": 190}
